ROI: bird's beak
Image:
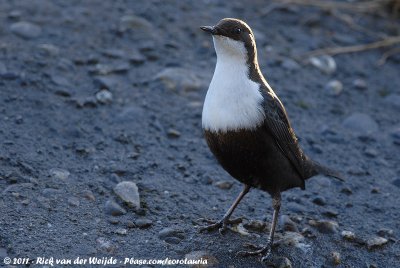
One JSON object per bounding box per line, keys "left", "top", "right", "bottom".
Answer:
{"left": 200, "top": 26, "right": 216, "bottom": 35}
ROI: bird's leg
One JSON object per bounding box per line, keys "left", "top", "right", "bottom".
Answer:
{"left": 237, "top": 192, "right": 281, "bottom": 262}
{"left": 199, "top": 184, "right": 250, "bottom": 234}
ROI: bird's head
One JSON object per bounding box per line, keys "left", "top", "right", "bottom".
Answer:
{"left": 201, "top": 18, "right": 256, "bottom": 60}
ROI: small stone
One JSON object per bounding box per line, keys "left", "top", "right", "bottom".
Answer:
{"left": 96, "top": 90, "right": 113, "bottom": 104}
{"left": 158, "top": 227, "right": 186, "bottom": 244}
{"left": 268, "top": 256, "right": 293, "bottom": 268}
{"left": 115, "top": 228, "right": 127, "bottom": 235}
{"left": 0, "top": 62, "right": 7, "bottom": 75}
{"left": 49, "top": 168, "right": 70, "bottom": 180}
{"left": 215, "top": 181, "right": 233, "bottom": 190}
{"left": 96, "top": 237, "right": 115, "bottom": 252}
{"left": 329, "top": 251, "right": 341, "bottom": 265}
{"left": 10, "top": 21, "right": 41, "bottom": 39}
{"left": 390, "top": 127, "right": 400, "bottom": 145}
{"left": 341, "top": 230, "right": 356, "bottom": 241}
{"left": 322, "top": 209, "right": 339, "bottom": 218}
{"left": 281, "top": 58, "right": 300, "bottom": 71}
{"left": 352, "top": 78, "right": 367, "bottom": 90}
{"left": 184, "top": 251, "right": 218, "bottom": 267}
{"left": 67, "top": 196, "right": 80, "bottom": 207}
{"left": 82, "top": 190, "right": 96, "bottom": 201}
{"left": 367, "top": 236, "right": 388, "bottom": 249}
{"left": 309, "top": 55, "right": 336, "bottom": 74}
{"left": 342, "top": 113, "right": 378, "bottom": 136}
{"left": 38, "top": 44, "right": 60, "bottom": 56}
{"left": 364, "top": 148, "right": 378, "bottom": 158}
{"left": 105, "top": 200, "right": 127, "bottom": 216}
{"left": 309, "top": 220, "right": 339, "bottom": 234}
{"left": 51, "top": 75, "right": 71, "bottom": 87}
{"left": 93, "top": 76, "right": 119, "bottom": 90}
{"left": 244, "top": 220, "right": 266, "bottom": 232}
{"left": 392, "top": 178, "right": 400, "bottom": 188}
{"left": 167, "top": 128, "right": 181, "bottom": 138}
{"left": 135, "top": 219, "right": 153, "bottom": 229}
{"left": 340, "top": 187, "right": 353, "bottom": 195}
{"left": 114, "top": 181, "right": 140, "bottom": 209}
{"left": 280, "top": 215, "right": 299, "bottom": 232}
{"left": 90, "top": 62, "right": 130, "bottom": 75}
{"left": 119, "top": 15, "right": 155, "bottom": 36}
{"left": 312, "top": 196, "right": 326, "bottom": 206}
{"left": 155, "top": 67, "right": 202, "bottom": 92}
{"left": 384, "top": 94, "right": 400, "bottom": 110}
{"left": 42, "top": 188, "right": 63, "bottom": 197}
{"left": 377, "top": 228, "right": 394, "bottom": 237}
{"left": 371, "top": 187, "right": 379, "bottom": 193}
{"left": 325, "top": 80, "right": 343, "bottom": 96}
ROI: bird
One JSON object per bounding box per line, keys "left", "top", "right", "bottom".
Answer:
{"left": 199, "top": 18, "right": 343, "bottom": 261}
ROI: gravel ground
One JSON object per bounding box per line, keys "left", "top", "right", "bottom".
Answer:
{"left": 0, "top": 0, "right": 399, "bottom": 267}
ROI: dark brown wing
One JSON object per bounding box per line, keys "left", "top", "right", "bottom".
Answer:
{"left": 260, "top": 86, "right": 308, "bottom": 179}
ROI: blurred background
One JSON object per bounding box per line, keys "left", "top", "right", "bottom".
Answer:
{"left": 0, "top": 1, "right": 399, "bottom": 267}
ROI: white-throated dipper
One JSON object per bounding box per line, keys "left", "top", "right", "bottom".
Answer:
{"left": 200, "top": 18, "right": 343, "bottom": 261}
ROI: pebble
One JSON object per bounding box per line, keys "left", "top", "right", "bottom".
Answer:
{"left": 158, "top": 227, "right": 186, "bottom": 244}
{"left": 278, "top": 232, "right": 308, "bottom": 250}
{"left": 90, "top": 62, "right": 130, "bottom": 75}
{"left": 390, "top": 127, "right": 400, "bottom": 145}
{"left": 184, "top": 251, "right": 218, "bottom": 267}
{"left": 281, "top": 58, "right": 300, "bottom": 71}
{"left": 115, "top": 228, "right": 127, "bottom": 235}
{"left": 51, "top": 75, "right": 71, "bottom": 87}
{"left": 95, "top": 89, "right": 113, "bottom": 104}
{"left": 341, "top": 187, "right": 353, "bottom": 195}
{"left": 364, "top": 148, "right": 378, "bottom": 158}
{"left": 10, "top": 21, "right": 42, "bottom": 39}
{"left": 329, "top": 251, "right": 341, "bottom": 265}
{"left": 49, "top": 168, "right": 70, "bottom": 180}
{"left": 312, "top": 196, "right": 326, "bottom": 206}
{"left": 391, "top": 178, "right": 400, "bottom": 188}
{"left": 322, "top": 209, "right": 339, "bottom": 218}
{"left": 96, "top": 237, "right": 115, "bottom": 253}
{"left": 104, "top": 200, "right": 127, "bottom": 216}
{"left": 215, "top": 181, "right": 233, "bottom": 190}
{"left": 352, "top": 78, "right": 367, "bottom": 90}
{"left": 135, "top": 219, "right": 153, "bottom": 229}
{"left": 155, "top": 67, "right": 202, "bottom": 92}
{"left": 280, "top": 215, "right": 299, "bottom": 232}
{"left": 167, "top": 128, "right": 181, "bottom": 138}
{"left": 81, "top": 190, "right": 96, "bottom": 201}
{"left": 243, "top": 219, "right": 266, "bottom": 232}
{"left": 270, "top": 256, "right": 292, "bottom": 268}
{"left": 119, "top": 15, "right": 155, "bottom": 37}
{"left": 342, "top": 113, "right": 378, "bottom": 136}
{"left": 309, "top": 219, "right": 339, "bottom": 234}
{"left": 367, "top": 236, "right": 388, "bottom": 249}
{"left": 384, "top": 94, "right": 400, "bottom": 110}
{"left": 325, "top": 80, "right": 343, "bottom": 96}
{"left": 114, "top": 181, "right": 140, "bottom": 209}
{"left": 377, "top": 228, "right": 394, "bottom": 237}
{"left": 309, "top": 55, "right": 336, "bottom": 74}
{"left": 67, "top": 196, "right": 80, "bottom": 207}
{"left": 93, "top": 76, "right": 119, "bottom": 90}
{"left": 0, "top": 62, "right": 7, "bottom": 75}
{"left": 341, "top": 230, "right": 356, "bottom": 241}
{"left": 38, "top": 44, "right": 60, "bottom": 56}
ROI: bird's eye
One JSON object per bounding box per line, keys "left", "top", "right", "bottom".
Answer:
{"left": 234, "top": 28, "right": 241, "bottom": 34}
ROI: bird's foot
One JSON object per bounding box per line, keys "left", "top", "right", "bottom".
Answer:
{"left": 237, "top": 239, "right": 273, "bottom": 262}
{"left": 198, "top": 217, "right": 243, "bottom": 234}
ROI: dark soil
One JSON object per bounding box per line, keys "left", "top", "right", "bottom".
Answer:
{"left": 1, "top": 0, "right": 399, "bottom": 267}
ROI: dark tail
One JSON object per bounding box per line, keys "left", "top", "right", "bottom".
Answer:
{"left": 311, "top": 160, "right": 345, "bottom": 182}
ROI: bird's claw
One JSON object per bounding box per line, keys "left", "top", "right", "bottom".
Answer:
{"left": 237, "top": 239, "right": 273, "bottom": 262}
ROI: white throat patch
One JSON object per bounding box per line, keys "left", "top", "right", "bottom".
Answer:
{"left": 202, "top": 36, "right": 265, "bottom": 132}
